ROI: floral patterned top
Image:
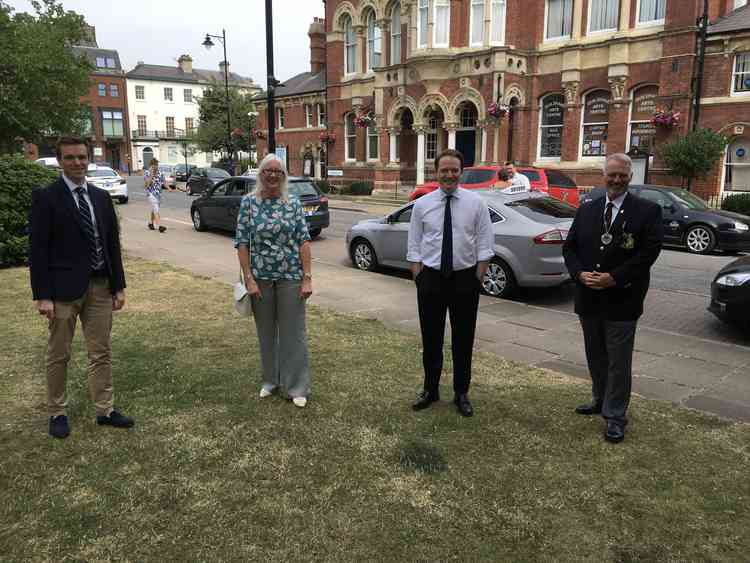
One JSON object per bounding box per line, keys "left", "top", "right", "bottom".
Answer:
{"left": 144, "top": 169, "right": 165, "bottom": 198}
{"left": 234, "top": 195, "right": 311, "bottom": 281}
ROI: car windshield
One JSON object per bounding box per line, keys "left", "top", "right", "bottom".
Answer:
{"left": 289, "top": 181, "right": 319, "bottom": 197}
{"left": 459, "top": 169, "right": 497, "bottom": 184}
{"left": 666, "top": 188, "right": 709, "bottom": 210}
{"left": 87, "top": 168, "right": 118, "bottom": 177}
{"left": 208, "top": 168, "right": 230, "bottom": 178}
{"left": 506, "top": 196, "right": 577, "bottom": 220}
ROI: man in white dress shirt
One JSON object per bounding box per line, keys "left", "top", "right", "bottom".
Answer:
{"left": 503, "top": 161, "right": 531, "bottom": 191}
{"left": 407, "top": 149, "right": 494, "bottom": 417}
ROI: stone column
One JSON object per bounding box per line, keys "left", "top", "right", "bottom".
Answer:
{"left": 562, "top": 80, "right": 582, "bottom": 162}
{"left": 377, "top": 19, "right": 390, "bottom": 68}
{"left": 389, "top": 127, "right": 399, "bottom": 163}
{"left": 479, "top": 121, "right": 488, "bottom": 163}
{"left": 416, "top": 126, "right": 426, "bottom": 185}
{"left": 354, "top": 25, "right": 366, "bottom": 74}
{"left": 446, "top": 122, "right": 457, "bottom": 150}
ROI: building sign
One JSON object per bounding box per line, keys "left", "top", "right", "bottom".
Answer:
{"left": 93, "top": 147, "right": 103, "bottom": 156}
{"left": 327, "top": 169, "right": 344, "bottom": 177}
{"left": 582, "top": 91, "right": 610, "bottom": 157}
{"left": 632, "top": 86, "right": 658, "bottom": 121}
{"left": 540, "top": 94, "right": 564, "bottom": 158}
{"left": 630, "top": 122, "right": 656, "bottom": 153}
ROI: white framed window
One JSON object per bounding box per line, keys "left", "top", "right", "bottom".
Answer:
{"left": 184, "top": 89, "right": 193, "bottom": 103}
{"left": 345, "top": 113, "right": 356, "bottom": 161}
{"left": 344, "top": 15, "right": 356, "bottom": 74}
{"left": 98, "top": 83, "right": 106, "bottom": 97}
{"left": 470, "top": 0, "right": 484, "bottom": 46}
{"left": 165, "top": 116, "right": 175, "bottom": 136}
{"left": 637, "top": 0, "right": 665, "bottom": 25}
{"left": 96, "top": 57, "right": 105, "bottom": 67}
{"left": 101, "top": 111, "right": 124, "bottom": 137}
{"left": 491, "top": 0, "right": 506, "bottom": 45}
{"left": 305, "top": 104, "right": 313, "bottom": 128}
{"left": 426, "top": 112, "right": 442, "bottom": 161}
{"left": 135, "top": 85, "right": 145, "bottom": 100}
{"left": 277, "top": 107, "right": 285, "bottom": 129}
{"left": 732, "top": 53, "right": 750, "bottom": 95}
{"left": 391, "top": 3, "right": 401, "bottom": 64}
{"left": 546, "top": 0, "right": 573, "bottom": 40}
{"left": 627, "top": 85, "right": 658, "bottom": 154}
{"left": 317, "top": 103, "right": 326, "bottom": 127}
{"left": 185, "top": 117, "right": 194, "bottom": 134}
{"left": 164, "top": 87, "right": 173, "bottom": 102}
{"left": 106, "top": 58, "right": 116, "bottom": 69}
{"left": 580, "top": 90, "right": 610, "bottom": 158}
{"left": 588, "top": 0, "right": 619, "bottom": 33}
{"left": 366, "top": 11, "right": 381, "bottom": 71}
{"left": 434, "top": 0, "right": 450, "bottom": 47}
{"left": 109, "top": 84, "right": 119, "bottom": 97}
{"left": 538, "top": 93, "right": 564, "bottom": 160}
{"left": 137, "top": 115, "right": 147, "bottom": 135}
{"left": 418, "top": 0, "right": 429, "bottom": 48}
{"left": 367, "top": 125, "right": 379, "bottom": 160}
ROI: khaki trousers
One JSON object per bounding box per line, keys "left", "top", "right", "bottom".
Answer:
{"left": 46, "top": 277, "right": 114, "bottom": 417}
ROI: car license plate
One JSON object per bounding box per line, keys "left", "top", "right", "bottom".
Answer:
{"left": 304, "top": 206, "right": 316, "bottom": 216}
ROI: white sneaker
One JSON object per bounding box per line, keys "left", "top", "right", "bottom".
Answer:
{"left": 292, "top": 397, "right": 307, "bottom": 408}
{"left": 259, "top": 385, "right": 276, "bottom": 398}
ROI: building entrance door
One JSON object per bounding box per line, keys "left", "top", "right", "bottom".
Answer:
{"left": 108, "top": 145, "right": 121, "bottom": 171}
{"left": 456, "top": 131, "right": 476, "bottom": 167}
{"left": 141, "top": 147, "right": 154, "bottom": 170}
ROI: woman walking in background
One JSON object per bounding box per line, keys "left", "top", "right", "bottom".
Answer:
{"left": 144, "top": 159, "right": 166, "bottom": 232}
{"left": 235, "top": 154, "right": 313, "bottom": 408}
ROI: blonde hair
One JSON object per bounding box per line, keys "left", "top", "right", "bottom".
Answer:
{"left": 254, "top": 153, "right": 289, "bottom": 203}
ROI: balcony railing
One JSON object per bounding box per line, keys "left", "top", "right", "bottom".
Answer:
{"left": 131, "top": 128, "right": 193, "bottom": 140}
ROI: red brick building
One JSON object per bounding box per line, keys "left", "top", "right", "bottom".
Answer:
{"left": 256, "top": 1, "right": 750, "bottom": 198}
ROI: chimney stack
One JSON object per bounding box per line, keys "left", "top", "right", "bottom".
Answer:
{"left": 308, "top": 17, "right": 326, "bottom": 75}
{"left": 178, "top": 54, "right": 193, "bottom": 74}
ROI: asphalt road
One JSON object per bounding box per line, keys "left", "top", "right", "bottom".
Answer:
{"left": 124, "top": 177, "right": 748, "bottom": 346}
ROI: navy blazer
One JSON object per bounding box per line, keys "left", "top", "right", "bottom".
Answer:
{"left": 29, "top": 177, "right": 126, "bottom": 301}
{"left": 562, "top": 191, "right": 663, "bottom": 321}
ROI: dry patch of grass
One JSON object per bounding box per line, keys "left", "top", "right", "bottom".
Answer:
{"left": 1, "top": 258, "right": 748, "bottom": 562}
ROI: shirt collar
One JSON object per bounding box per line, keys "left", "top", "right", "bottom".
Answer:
{"left": 606, "top": 190, "right": 627, "bottom": 208}
{"left": 62, "top": 173, "right": 87, "bottom": 194}
{"left": 440, "top": 187, "right": 460, "bottom": 199}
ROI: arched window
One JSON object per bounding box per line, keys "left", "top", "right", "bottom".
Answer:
{"left": 470, "top": 0, "right": 484, "bottom": 46}
{"left": 343, "top": 15, "right": 356, "bottom": 74}
{"left": 581, "top": 90, "right": 610, "bottom": 157}
{"left": 367, "top": 124, "right": 379, "bottom": 160}
{"left": 425, "top": 110, "right": 444, "bottom": 161}
{"left": 391, "top": 3, "right": 401, "bottom": 64}
{"left": 538, "top": 93, "right": 564, "bottom": 159}
{"left": 366, "top": 11, "right": 381, "bottom": 71}
{"left": 434, "top": 0, "right": 450, "bottom": 47}
{"left": 460, "top": 105, "right": 477, "bottom": 128}
{"left": 724, "top": 138, "right": 750, "bottom": 192}
{"left": 490, "top": 0, "right": 506, "bottom": 45}
{"left": 418, "top": 0, "right": 428, "bottom": 48}
{"left": 628, "top": 85, "right": 658, "bottom": 154}
{"left": 345, "top": 113, "right": 356, "bottom": 161}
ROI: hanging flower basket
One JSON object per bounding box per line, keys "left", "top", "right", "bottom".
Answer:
{"left": 253, "top": 129, "right": 267, "bottom": 140}
{"left": 651, "top": 108, "right": 680, "bottom": 128}
{"left": 488, "top": 101, "right": 510, "bottom": 120}
{"left": 319, "top": 131, "right": 336, "bottom": 143}
{"left": 354, "top": 111, "right": 376, "bottom": 128}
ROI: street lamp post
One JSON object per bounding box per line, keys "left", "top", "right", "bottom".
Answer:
{"left": 248, "top": 111, "right": 259, "bottom": 167}
{"left": 202, "top": 29, "right": 234, "bottom": 172}
{"left": 266, "top": 0, "right": 279, "bottom": 154}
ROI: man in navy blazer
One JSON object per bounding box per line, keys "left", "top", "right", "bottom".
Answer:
{"left": 563, "top": 153, "right": 662, "bottom": 443}
{"left": 30, "top": 137, "right": 134, "bottom": 439}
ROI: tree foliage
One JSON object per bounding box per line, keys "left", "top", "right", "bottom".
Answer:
{"left": 659, "top": 129, "right": 729, "bottom": 187}
{"left": 0, "top": 0, "right": 92, "bottom": 153}
{"left": 193, "top": 86, "right": 257, "bottom": 156}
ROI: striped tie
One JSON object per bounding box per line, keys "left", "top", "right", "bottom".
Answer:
{"left": 75, "top": 187, "right": 100, "bottom": 270}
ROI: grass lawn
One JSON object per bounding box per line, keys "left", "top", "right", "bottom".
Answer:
{"left": 1, "top": 258, "right": 748, "bottom": 561}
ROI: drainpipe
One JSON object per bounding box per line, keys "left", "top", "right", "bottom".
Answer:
{"left": 692, "top": 0, "right": 709, "bottom": 132}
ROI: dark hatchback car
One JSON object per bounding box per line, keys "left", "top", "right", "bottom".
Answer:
{"left": 175, "top": 163, "right": 197, "bottom": 182}
{"left": 190, "top": 176, "right": 330, "bottom": 237}
{"left": 581, "top": 184, "right": 750, "bottom": 254}
{"left": 708, "top": 255, "right": 750, "bottom": 330}
{"left": 186, "top": 167, "right": 231, "bottom": 195}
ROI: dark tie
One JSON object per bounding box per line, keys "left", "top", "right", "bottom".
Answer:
{"left": 75, "top": 187, "right": 99, "bottom": 270}
{"left": 605, "top": 202, "right": 614, "bottom": 231}
{"left": 440, "top": 194, "right": 453, "bottom": 278}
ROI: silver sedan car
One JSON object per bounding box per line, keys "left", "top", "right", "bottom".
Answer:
{"left": 345, "top": 189, "right": 576, "bottom": 298}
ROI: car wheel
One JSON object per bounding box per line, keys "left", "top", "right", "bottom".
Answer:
{"left": 351, "top": 239, "right": 377, "bottom": 271}
{"left": 192, "top": 208, "right": 205, "bottom": 232}
{"left": 685, "top": 225, "right": 716, "bottom": 254}
{"left": 119, "top": 196, "right": 128, "bottom": 204}
{"left": 309, "top": 228, "right": 322, "bottom": 239}
{"left": 482, "top": 258, "right": 517, "bottom": 299}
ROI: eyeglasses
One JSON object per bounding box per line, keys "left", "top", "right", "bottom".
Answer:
{"left": 263, "top": 169, "right": 285, "bottom": 176}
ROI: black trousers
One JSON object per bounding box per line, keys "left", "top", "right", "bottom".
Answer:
{"left": 416, "top": 266, "right": 481, "bottom": 396}
{"left": 579, "top": 316, "right": 637, "bottom": 425}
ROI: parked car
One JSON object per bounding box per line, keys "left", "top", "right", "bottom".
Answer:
{"left": 159, "top": 164, "right": 176, "bottom": 189}
{"left": 346, "top": 188, "right": 575, "bottom": 298}
{"left": 186, "top": 167, "right": 231, "bottom": 196}
{"left": 581, "top": 185, "right": 750, "bottom": 254}
{"left": 190, "top": 176, "right": 330, "bottom": 238}
{"left": 86, "top": 164, "right": 128, "bottom": 203}
{"left": 35, "top": 157, "right": 61, "bottom": 171}
{"left": 175, "top": 163, "right": 197, "bottom": 182}
{"left": 708, "top": 255, "right": 750, "bottom": 330}
{"left": 409, "top": 166, "right": 581, "bottom": 206}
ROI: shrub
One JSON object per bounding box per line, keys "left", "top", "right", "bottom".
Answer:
{"left": 722, "top": 192, "right": 750, "bottom": 216}
{"left": 0, "top": 155, "right": 58, "bottom": 267}
{"left": 349, "top": 181, "right": 374, "bottom": 196}
{"left": 316, "top": 180, "right": 331, "bottom": 194}
{"left": 659, "top": 129, "right": 728, "bottom": 187}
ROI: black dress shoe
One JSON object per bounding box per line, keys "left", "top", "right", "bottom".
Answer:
{"left": 48, "top": 415, "right": 70, "bottom": 439}
{"left": 412, "top": 390, "right": 439, "bottom": 411}
{"left": 96, "top": 410, "right": 135, "bottom": 428}
{"left": 454, "top": 394, "right": 474, "bottom": 417}
{"left": 575, "top": 403, "right": 602, "bottom": 415}
{"left": 605, "top": 420, "right": 625, "bottom": 443}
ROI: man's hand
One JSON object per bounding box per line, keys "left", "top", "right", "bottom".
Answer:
{"left": 36, "top": 299, "right": 54, "bottom": 321}
{"left": 476, "top": 262, "right": 488, "bottom": 283}
{"left": 411, "top": 262, "right": 423, "bottom": 280}
{"left": 589, "top": 272, "right": 616, "bottom": 289}
{"left": 112, "top": 291, "right": 126, "bottom": 311}
{"left": 300, "top": 278, "right": 313, "bottom": 300}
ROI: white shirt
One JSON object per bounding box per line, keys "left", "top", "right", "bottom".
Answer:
{"left": 510, "top": 172, "right": 531, "bottom": 191}
{"left": 407, "top": 187, "right": 494, "bottom": 270}
{"left": 62, "top": 173, "right": 104, "bottom": 267}
{"left": 603, "top": 190, "right": 628, "bottom": 222}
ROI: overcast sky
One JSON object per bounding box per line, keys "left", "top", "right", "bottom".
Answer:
{"left": 6, "top": 0, "right": 325, "bottom": 84}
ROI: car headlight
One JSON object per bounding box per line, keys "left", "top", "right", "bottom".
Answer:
{"left": 733, "top": 222, "right": 749, "bottom": 231}
{"left": 716, "top": 272, "right": 750, "bottom": 286}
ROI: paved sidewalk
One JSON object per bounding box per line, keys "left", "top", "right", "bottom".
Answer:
{"left": 119, "top": 199, "right": 750, "bottom": 422}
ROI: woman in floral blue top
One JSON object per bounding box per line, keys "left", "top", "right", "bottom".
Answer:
{"left": 235, "top": 154, "right": 313, "bottom": 407}
{"left": 143, "top": 159, "right": 166, "bottom": 233}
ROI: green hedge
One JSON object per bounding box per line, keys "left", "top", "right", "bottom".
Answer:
{"left": 0, "top": 155, "right": 58, "bottom": 267}
{"left": 315, "top": 180, "right": 331, "bottom": 194}
{"left": 349, "top": 181, "right": 374, "bottom": 196}
{"left": 722, "top": 193, "right": 750, "bottom": 216}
